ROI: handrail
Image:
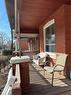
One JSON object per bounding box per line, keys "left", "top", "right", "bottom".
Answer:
{"left": 15, "top": 64, "right": 21, "bottom": 84}
{"left": 12, "top": 64, "right": 21, "bottom": 95}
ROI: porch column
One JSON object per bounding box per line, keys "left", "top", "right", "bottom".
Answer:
{"left": 10, "top": 56, "right": 30, "bottom": 94}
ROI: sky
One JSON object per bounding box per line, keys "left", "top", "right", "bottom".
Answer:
{"left": 0, "top": 0, "right": 11, "bottom": 43}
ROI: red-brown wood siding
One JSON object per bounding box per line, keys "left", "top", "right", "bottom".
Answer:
{"left": 20, "top": 39, "right": 29, "bottom": 50}
{"left": 64, "top": 5, "right": 71, "bottom": 76}
{"left": 39, "top": 28, "right": 44, "bottom": 52}
{"left": 39, "top": 4, "right": 71, "bottom": 77}
{"left": 39, "top": 5, "right": 66, "bottom": 52}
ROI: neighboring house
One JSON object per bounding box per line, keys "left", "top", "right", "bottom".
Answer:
{"left": 5, "top": 0, "right": 71, "bottom": 77}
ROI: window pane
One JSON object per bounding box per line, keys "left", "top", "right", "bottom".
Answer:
{"left": 45, "top": 23, "right": 55, "bottom": 52}
{"left": 50, "top": 45, "right": 55, "bottom": 52}
{"left": 46, "top": 45, "right": 49, "bottom": 51}
{"left": 46, "top": 45, "right": 55, "bottom": 52}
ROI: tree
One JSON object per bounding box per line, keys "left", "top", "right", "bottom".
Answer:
{"left": 0, "top": 33, "right": 3, "bottom": 50}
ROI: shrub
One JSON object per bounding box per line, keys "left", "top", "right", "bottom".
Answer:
{"left": 2, "top": 50, "right": 13, "bottom": 55}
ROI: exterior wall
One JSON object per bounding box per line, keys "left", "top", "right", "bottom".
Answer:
{"left": 64, "top": 5, "right": 71, "bottom": 76}
{"left": 20, "top": 28, "right": 39, "bottom": 53}
{"left": 39, "top": 5, "right": 66, "bottom": 52}
{"left": 54, "top": 5, "right": 65, "bottom": 52}
{"left": 19, "top": 29, "right": 40, "bottom": 58}
{"left": 39, "top": 4, "right": 71, "bottom": 77}
{"left": 39, "top": 28, "right": 44, "bottom": 52}
{"left": 20, "top": 37, "right": 39, "bottom": 52}
{"left": 20, "top": 39, "right": 29, "bottom": 51}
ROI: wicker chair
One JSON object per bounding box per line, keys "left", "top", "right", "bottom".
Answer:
{"left": 44, "top": 53, "right": 68, "bottom": 86}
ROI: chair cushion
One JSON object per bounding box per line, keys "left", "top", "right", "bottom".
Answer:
{"left": 53, "top": 65, "right": 64, "bottom": 71}
{"left": 44, "top": 65, "right": 64, "bottom": 73}
{"left": 33, "top": 52, "right": 47, "bottom": 65}
{"left": 39, "top": 52, "right": 47, "bottom": 58}
{"left": 34, "top": 55, "right": 40, "bottom": 60}
{"left": 44, "top": 66, "right": 54, "bottom": 73}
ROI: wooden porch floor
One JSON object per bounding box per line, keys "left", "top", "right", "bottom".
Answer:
{"left": 24, "top": 63, "right": 71, "bottom": 95}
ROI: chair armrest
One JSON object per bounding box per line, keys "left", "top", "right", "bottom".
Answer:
{"left": 43, "top": 61, "right": 50, "bottom": 66}
{"left": 53, "top": 64, "right": 64, "bottom": 72}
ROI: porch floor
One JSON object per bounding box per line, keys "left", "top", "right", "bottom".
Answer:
{"left": 24, "top": 63, "right": 71, "bottom": 95}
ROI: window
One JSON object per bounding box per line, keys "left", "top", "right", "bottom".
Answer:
{"left": 43, "top": 19, "right": 55, "bottom": 52}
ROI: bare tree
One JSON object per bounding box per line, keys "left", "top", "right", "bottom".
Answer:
{"left": 0, "top": 33, "right": 3, "bottom": 50}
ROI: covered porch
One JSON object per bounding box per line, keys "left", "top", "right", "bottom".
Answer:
{"left": 4, "top": 0, "right": 71, "bottom": 95}
{"left": 5, "top": 0, "right": 71, "bottom": 77}
{"left": 28, "top": 63, "right": 71, "bottom": 95}
{"left": 1, "top": 61, "right": 71, "bottom": 95}
{"left": 12, "top": 62, "right": 71, "bottom": 95}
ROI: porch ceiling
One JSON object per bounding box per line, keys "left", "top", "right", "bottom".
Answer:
{"left": 6, "top": 0, "right": 71, "bottom": 30}
{"left": 19, "top": 0, "right": 71, "bottom": 30}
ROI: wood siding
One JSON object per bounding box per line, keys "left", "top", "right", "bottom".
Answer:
{"left": 39, "top": 4, "right": 71, "bottom": 77}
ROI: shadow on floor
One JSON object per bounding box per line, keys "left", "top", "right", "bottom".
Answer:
{"left": 23, "top": 83, "right": 71, "bottom": 95}
{"left": 23, "top": 64, "right": 71, "bottom": 95}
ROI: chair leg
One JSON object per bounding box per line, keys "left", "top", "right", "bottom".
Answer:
{"left": 43, "top": 69, "right": 45, "bottom": 77}
{"left": 52, "top": 72, "right": 54, "bottom": 86}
